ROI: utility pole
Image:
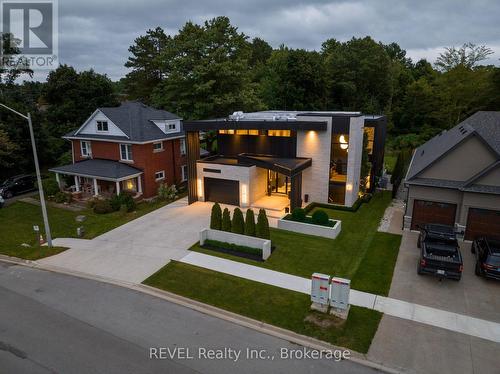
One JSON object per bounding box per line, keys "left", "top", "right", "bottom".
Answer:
{"left": 0, "top": 103, "right": 52, "bottom": 247}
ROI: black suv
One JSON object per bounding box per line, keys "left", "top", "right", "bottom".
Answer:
{"left": 0, "top": 175, "right": 37, "bottom": 198}
{"left": 472, "top": 237, "right": 500, "bottom": 280}
{"left": 417, "top": 224, "right": 463, "bottom": 280}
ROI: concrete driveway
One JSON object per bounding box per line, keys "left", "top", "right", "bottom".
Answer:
{"left": 39, "top": 197, "right": 212, "bottom": 284}
{"left": 368, "top": 230, "right": 500, "bottom": 373}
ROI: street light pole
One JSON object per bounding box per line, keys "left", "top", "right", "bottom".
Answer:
{"left": 0, "top": 103, "right": 53, "bottom": 247}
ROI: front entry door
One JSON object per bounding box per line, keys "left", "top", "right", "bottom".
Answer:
{"left": 268, "top": 171, "right": 289, "bottom": 195}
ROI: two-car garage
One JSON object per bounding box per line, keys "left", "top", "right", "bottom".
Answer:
{"left": 410, "top": 199, "right": 500, "bottom": 240}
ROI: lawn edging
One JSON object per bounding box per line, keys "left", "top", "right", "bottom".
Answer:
{"left": 277, "top": 217, "right": 341, "bottom": 239}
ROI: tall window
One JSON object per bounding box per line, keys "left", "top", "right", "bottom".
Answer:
{"left": 181, "top": 165, "right": 188, "bottom": 182}
{"left": 180, "top": 138, "right": 186, "bottom": 155}
{"left": 81, "top": 141, "right": 91, "bottom": 157}
{"left": 96, "top": 121, "right": 108, "bottom": 132}
{"left": 120, "top": 144, "right": 133, "bottom": 161}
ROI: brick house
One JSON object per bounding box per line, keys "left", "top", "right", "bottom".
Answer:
{"left": 50, "top": 102, "right": 187, "bottom": 199}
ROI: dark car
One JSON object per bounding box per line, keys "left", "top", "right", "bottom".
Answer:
{"left": 417, "top": 224, "right": 463, "bottom": 281}
{"left": 0, "top": 175, "right": 37, "bottom": 198}
{"left": 472, "top": 237, "right": 500, "bottom": 280}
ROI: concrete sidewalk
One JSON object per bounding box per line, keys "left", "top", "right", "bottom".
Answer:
{"left": 179, "top": 252, "right": 500, "bottom": 344}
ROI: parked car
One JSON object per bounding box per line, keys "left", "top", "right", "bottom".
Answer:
{"left": 471, "top": 237, "right": 500, "bottom": 280}
{"left": 417, "top": 224, "right": 463, "bottom": 280}
{"left": 0, "top": 175, "right": 37, "bottom": 198}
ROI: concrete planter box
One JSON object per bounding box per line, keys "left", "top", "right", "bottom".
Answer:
{"left": 199, "top": 229, "right": 272, "bottom": 260}
{"left": 277, "top": 218, "right": 341, "bottom": 239}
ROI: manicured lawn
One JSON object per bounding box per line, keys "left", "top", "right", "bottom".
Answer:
{"left": 144, "top": 261, "right": 382, "bottom": 354}
{"left": 0, "top": 196, "right": 183, "bottom": 260}
{"left": 191, "top": 191, "right": 401, "bottom": 296}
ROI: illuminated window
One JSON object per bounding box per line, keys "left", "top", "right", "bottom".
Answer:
{"left": 248, "top": 129, "right": 259, "bottom": 135}
{"left": 236, "top": 130, "right": 249, "bottom": 135}
{"left": 364, "top": 127, "right": 374, "bottom": 154}
{"left": 267, "top": 130, "right": 291, "bottom": 137}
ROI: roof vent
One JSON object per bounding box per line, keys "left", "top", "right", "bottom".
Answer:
{"left": 458, "top": 125, "right": 468, "bottom": 135}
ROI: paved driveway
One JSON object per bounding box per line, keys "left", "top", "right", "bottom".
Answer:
{"left": 368, "top": 230, "right": 500, "bottom": 374}
{"left": 39, "top": 198, "right": 212, "bottom": 284}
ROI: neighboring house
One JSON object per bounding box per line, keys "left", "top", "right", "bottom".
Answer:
{"left": 404, "top": 111, "right": 500, "bottom": 240}
{"left": 50, "top": 101, "right": 188, "bottom": 199}
{"left": 183, "top": 110, "right": 386, "bottom": 210}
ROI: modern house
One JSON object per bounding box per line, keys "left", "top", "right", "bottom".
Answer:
{"left": 50, "top": 102, "right": 187, "bottom": 199}
{"left": 183, "top": 111, "right": 386, "bottom": 210}
{"left": 404, "top": 111, "right": 500, "bottom": 240}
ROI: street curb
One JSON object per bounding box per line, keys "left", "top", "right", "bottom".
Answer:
{"left": 0, "top": 257, "right": 405, "bottom": 374}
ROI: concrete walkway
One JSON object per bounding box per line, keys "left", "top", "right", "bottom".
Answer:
{"left": 39, "top": 198, "right": 213, "bottom": 283}
{"left": 179, "top": 252, "right": 500, "bottom": 344}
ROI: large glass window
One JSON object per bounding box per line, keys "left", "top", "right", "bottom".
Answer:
{"left": 364, "top": 127, "right": 374, "bottom": 155}
{"left": 329, "top": 134, "right": 349, "bottom": 204}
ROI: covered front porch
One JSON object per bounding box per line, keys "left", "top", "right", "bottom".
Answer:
{"left": 49, "top": 159, "right": 143, "bottom": 200}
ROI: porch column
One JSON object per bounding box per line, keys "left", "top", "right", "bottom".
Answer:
{"left": 115, "top": 181, "right": 120, "bottom": 195}
{"left": 55, "top": 173, "right": 61, "bottom": 188}
{"left": 93, "top": 178, "right": 99, "bottom": 196}
{"left": 137, "top": 176, "right": 142, "bottom": 194}
{"left": 74, "top": 176, "right": 80, "bottom": 192}
{"left": 290, "top": 173, "right": 302, "bottom": 211}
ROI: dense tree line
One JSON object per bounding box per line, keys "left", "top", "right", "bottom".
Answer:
{"left": 1, "top": 16, "right": 499, "bottom": 179}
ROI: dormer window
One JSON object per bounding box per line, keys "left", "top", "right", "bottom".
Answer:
{"left": 165, "top": 121, "right": 178, "bottom": 133}
{"left": 152, "top": 120, "right": 180, "bottom": 134}
{"left": 97, "top": 121, "right": 108, "bottom": 132}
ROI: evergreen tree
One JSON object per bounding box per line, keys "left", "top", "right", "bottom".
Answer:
{"left": 210, "top": 203, "right": 222, "bottom": 230}
{"left": 231, "top": 208, "right": 245, "bottom": 234}
{"left": 222, "top": 208, "right": 232, "bottom": 232}
{"left": 244, "top": 209, "right": 256, "bottom": 237}
{"left": 256, "top": 209, "right": 270, "bottom": 239}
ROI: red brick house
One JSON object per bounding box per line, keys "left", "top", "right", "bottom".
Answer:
{"left": 50, "top": 102, "right": 187, "bottom": 199}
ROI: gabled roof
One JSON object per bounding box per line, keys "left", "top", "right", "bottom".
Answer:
{"left": 65, "top": 102, "right": 183, "bottom": 143}
{"left": 406, "top": 111, "right": 500, "bottom": 181}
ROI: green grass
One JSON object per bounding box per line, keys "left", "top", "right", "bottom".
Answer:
{"left": 144, "top": 261, "right": 382, "bottom": 353}
{"left": 0, "top": 197, "right": 182, "bottom": 260}
{"left": 191, "top": 191, "right": 401, "bottom": 296}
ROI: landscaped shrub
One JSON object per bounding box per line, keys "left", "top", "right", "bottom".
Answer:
{"left": 256, "top": 209, "right": 270, "bottom": 239}
{"left": 54, "top": 191, "right": 72, "bottom": 204}
{"left": 222, "top": 208, "right": 231, "bottom": 232}
{"left": 312, "top": 209, "right": 329, "bottom": 225}
{"left": 110, "top": 192, "right": 136, "bottom": 212}
{"left": 231, "top": 208, "right": 244, "bottom": 234}
{"left": 158, "top": 183, "right": 178, "bottom": 201}
{"left": 41, "top": 178, "right": 60, "bottom": 196}
{"left": 203, "top": 239, "right": 262, "bottom": 257}
{"left": 93, "top": 199, "right": 114, "bottom": 214}
{"left": 210, "top": 203, "right": 222, "bottom": 230}
{"left": 291, "top": 207, "right": 306, "bottom": 222}
{"left": 244, "top": 209, "right": 256, "bottom": 237}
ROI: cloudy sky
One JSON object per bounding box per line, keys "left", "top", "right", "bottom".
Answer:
{"left": 30, "top": 0, "right": 500, "bottom": 81}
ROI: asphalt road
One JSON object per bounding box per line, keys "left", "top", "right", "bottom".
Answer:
{"left": 0, "top": 262, "right": 377, "bottom": 374}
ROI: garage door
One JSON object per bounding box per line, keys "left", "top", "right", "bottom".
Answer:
{"left": 411, "top": 200, "right": 457, "bottom": 230}
{"left": 204, "top": 177, "right": 239, "bottom": 206}
{"left": 465, "top": 208, "right": 500, "bottom": 240}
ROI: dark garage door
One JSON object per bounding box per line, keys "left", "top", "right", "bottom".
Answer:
{"left": 465, "top": 208, "right": 500, "bottom": 240}
{"left": 411, "top": 200, "right": 457, "bottom": 230}
{"left": 204, "top": 177, "right": 239, "bottom": 206}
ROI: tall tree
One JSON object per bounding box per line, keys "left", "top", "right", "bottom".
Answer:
{"left": 260, "top": 46, "right": 326, "bottom": 110}
{"left": 435, "top": 43, "right": 493, "bottom": 72}
{"left": 0, "top": 32, "right": 32, "bottom": 85}
{"left": 151, "top": 17, "right": 262, "bottom": 119}
{"left": 124, "top": 27, "right": 170, "bottom": 103}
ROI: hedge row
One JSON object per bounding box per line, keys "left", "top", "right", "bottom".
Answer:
{"left": 210, "top": 203, "right": 270, "bottom": 239}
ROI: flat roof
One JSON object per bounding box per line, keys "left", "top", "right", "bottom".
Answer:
{"left": 183, "top": 119, "right": 327, "bottom": 131}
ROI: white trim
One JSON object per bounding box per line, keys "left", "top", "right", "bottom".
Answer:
{"left": 155, "top": 170, "right": 165, "bottom": 181}
{"left": 75, "top": 110, "right": 129, "bottom": 138}
{"left": 48, "top": 169, "right": 143, "bottom": 182}
{"left": 80, "top": 140, "right": 91, "bottom": 157}
{"left": 153, "top": 141, "right": 164, "bottom": 152}
{"left": 120, "top": 143, "right": 133, "bottom": 161}
{"left": 63, "top": 134, "right": 185, "bottom": 144}
{"left": 181, "top": 165, "right": 188, "bottom": 182}
{"left": 180, "top": 138, "right": 186, "bottom": 156}
{"left": 71, "top": 141, "right": 75, "bottom": 163}
{"left": 96, "top": 120, "right": 109, "bottom": 132}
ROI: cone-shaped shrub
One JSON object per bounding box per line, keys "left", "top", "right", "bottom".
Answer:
{"left": 222, "top": 208, "right": 232, "bottom": 232}
{"left": 210, "top": 203, "right": 222, "bottom": 230}
{"left": 231, "top": 208, "right": 245, "bottom": 234}
{"left": 244, "top": 209, "right": 256, "bottom": 237}
{"left": 256, "top": 209, "right": 270, "bottom": 239}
